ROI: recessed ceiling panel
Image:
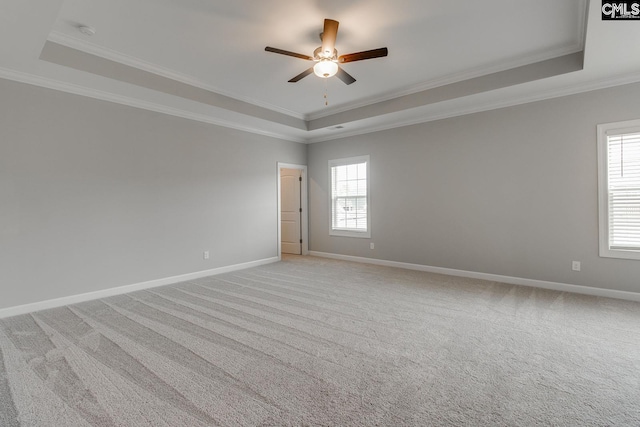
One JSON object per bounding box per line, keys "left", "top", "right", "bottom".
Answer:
{"left": 50, "top": 0, "right": 586, "bottom": 116}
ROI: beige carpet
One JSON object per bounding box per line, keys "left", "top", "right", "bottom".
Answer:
{"left": 1, "top": 255, "right": 639, "bottom": 426}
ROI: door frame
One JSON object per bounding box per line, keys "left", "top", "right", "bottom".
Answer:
{"left": 277, "top": 162, "right": 308, "bottom": 259}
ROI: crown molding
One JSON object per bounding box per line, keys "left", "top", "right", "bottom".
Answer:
{"left": 306, "top": 71, "right": 640, "bottom": 143}
{"left": 47, "top": 31, "right": 305, "bottom": 121}
{"left": 48, "top": 31, "right": 586, "bottom": 127}
{"left": 305, "top": 44, "right": 585, "bottom": 122}
{"left": 4, "top": 65, "right": 638, "bottom": 146}
{"left": 0, "top": 66, "right": 305, "bottom": 143}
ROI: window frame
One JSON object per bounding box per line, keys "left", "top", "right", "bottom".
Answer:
{"left": 597, "top": 119, "right": 640, "bottom": 260}
{"left": 328, "top": 155, "right": 371, "bottom": 238}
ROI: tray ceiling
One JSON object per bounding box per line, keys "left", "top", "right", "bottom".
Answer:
{"left": 2, "top": 1, "right": 640, "bottom": 142}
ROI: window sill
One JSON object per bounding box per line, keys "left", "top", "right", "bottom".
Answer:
{"left": 599, "top": 248, "right": 640, "bottom": 261}
{"left": 330, "top": 230, "right": 371, "bottom": 239}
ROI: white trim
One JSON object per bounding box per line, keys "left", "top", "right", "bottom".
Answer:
{"left": 47, "top": 31, "right": 305, "bottom": 120}
{"left": 597, "top": 122, "right": 609, "bottom": 258}
{"left": 306, "top": 71, "right": 640, "bottom": 144}
{"left": 328, "top": 155, "right": 371, "bottom": 239}
{"left": 305, "top": 44, "right": 585, "bottom": 121}
{"left": 0, "top": 257, "right": 278, "bottom": 319}
{"left": 3, "top": 33, "right": 640, "bottom": 147}
{"left": 48, "top": 13, "right": 587, "bottom": 126}
{"left": 597, "top": 119, "right": 640, "bottom": 261}
{"left": 0, "top": 66, "right": 305, "bottom": 144}
{"left": 309, "top": 251, "right": 640, "bottom": 302}
{"left": 277, "top": 163, "right": 309, "bottom": 258}
{"left": 3, "top": 53, "right": 640, "bottom": 146}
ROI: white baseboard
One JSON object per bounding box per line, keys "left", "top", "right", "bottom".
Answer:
{"left": 309, "top": 251, "right": 640, "bottom": 302}
{"left": 0, "top": 257, "right": 279, "bottom": 319}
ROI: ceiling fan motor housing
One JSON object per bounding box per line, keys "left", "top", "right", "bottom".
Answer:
{"left": 314, "top": 47, "right": 338, "bottom": 61}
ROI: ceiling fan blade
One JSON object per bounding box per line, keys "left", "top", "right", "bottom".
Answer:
{"left": 336, "top": 67, "right": 356, "bottom": 85}
{"left": 339, "top": 47, "right": 388, "bottom": 63}
{"left": 321, "top": 19, "right": 339, "bottom": 56}
{"left": 288, "top": 67, "right": 314, "bottom": 83}
{"left": 265, "top": 46, "right": 314, "bottom": 61}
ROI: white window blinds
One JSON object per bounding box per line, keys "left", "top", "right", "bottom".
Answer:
{"left": 607, "top": 132, "right": 640, "bottom": 250}
{"left": 329, "top": 156, "right": 370, "bottom": 237}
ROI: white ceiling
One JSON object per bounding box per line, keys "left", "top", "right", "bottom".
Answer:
{"left": 2, "top": 1, "right": 640, "bottom": 142}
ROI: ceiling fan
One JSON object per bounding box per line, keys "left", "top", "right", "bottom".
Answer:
{"left": 265, "top": 18, "right": 388, "bottom": 85}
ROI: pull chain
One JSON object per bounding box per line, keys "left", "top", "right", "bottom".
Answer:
{"left": 323, "top": 79, "right": 329, "bottom": 106}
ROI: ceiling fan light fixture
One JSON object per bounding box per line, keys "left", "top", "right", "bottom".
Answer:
{"left": 313, "top": 59, "right": 338, "bottom": 78}
{"left": 265, "top": 18, "right": 388, "bottom": 85}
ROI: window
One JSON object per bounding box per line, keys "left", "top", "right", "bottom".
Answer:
{"left": 598, "top": 120, "right": 640, "bottom": 260}
{"left": 329, "top": 155, "right": 370, "bottom": 238}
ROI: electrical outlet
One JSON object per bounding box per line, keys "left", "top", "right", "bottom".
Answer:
{"left": 572, "top": 261, "right": 581, "bottom": 271}
{"left": 203, "top": 251, "right": 210, "bottom": 260}
{"left": 370, "top": 242, "right": 375, "bottom": 250}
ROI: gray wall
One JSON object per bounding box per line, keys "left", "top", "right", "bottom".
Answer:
{"left": 0, "top": 79, "right": 306, "bottom": 310}
{"left": 308, "top": 82, "right": 640, "bottom": 294}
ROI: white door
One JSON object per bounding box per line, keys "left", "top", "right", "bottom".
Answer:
{"left": 281, "top": 168, "right": 301, "bottom": 255}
